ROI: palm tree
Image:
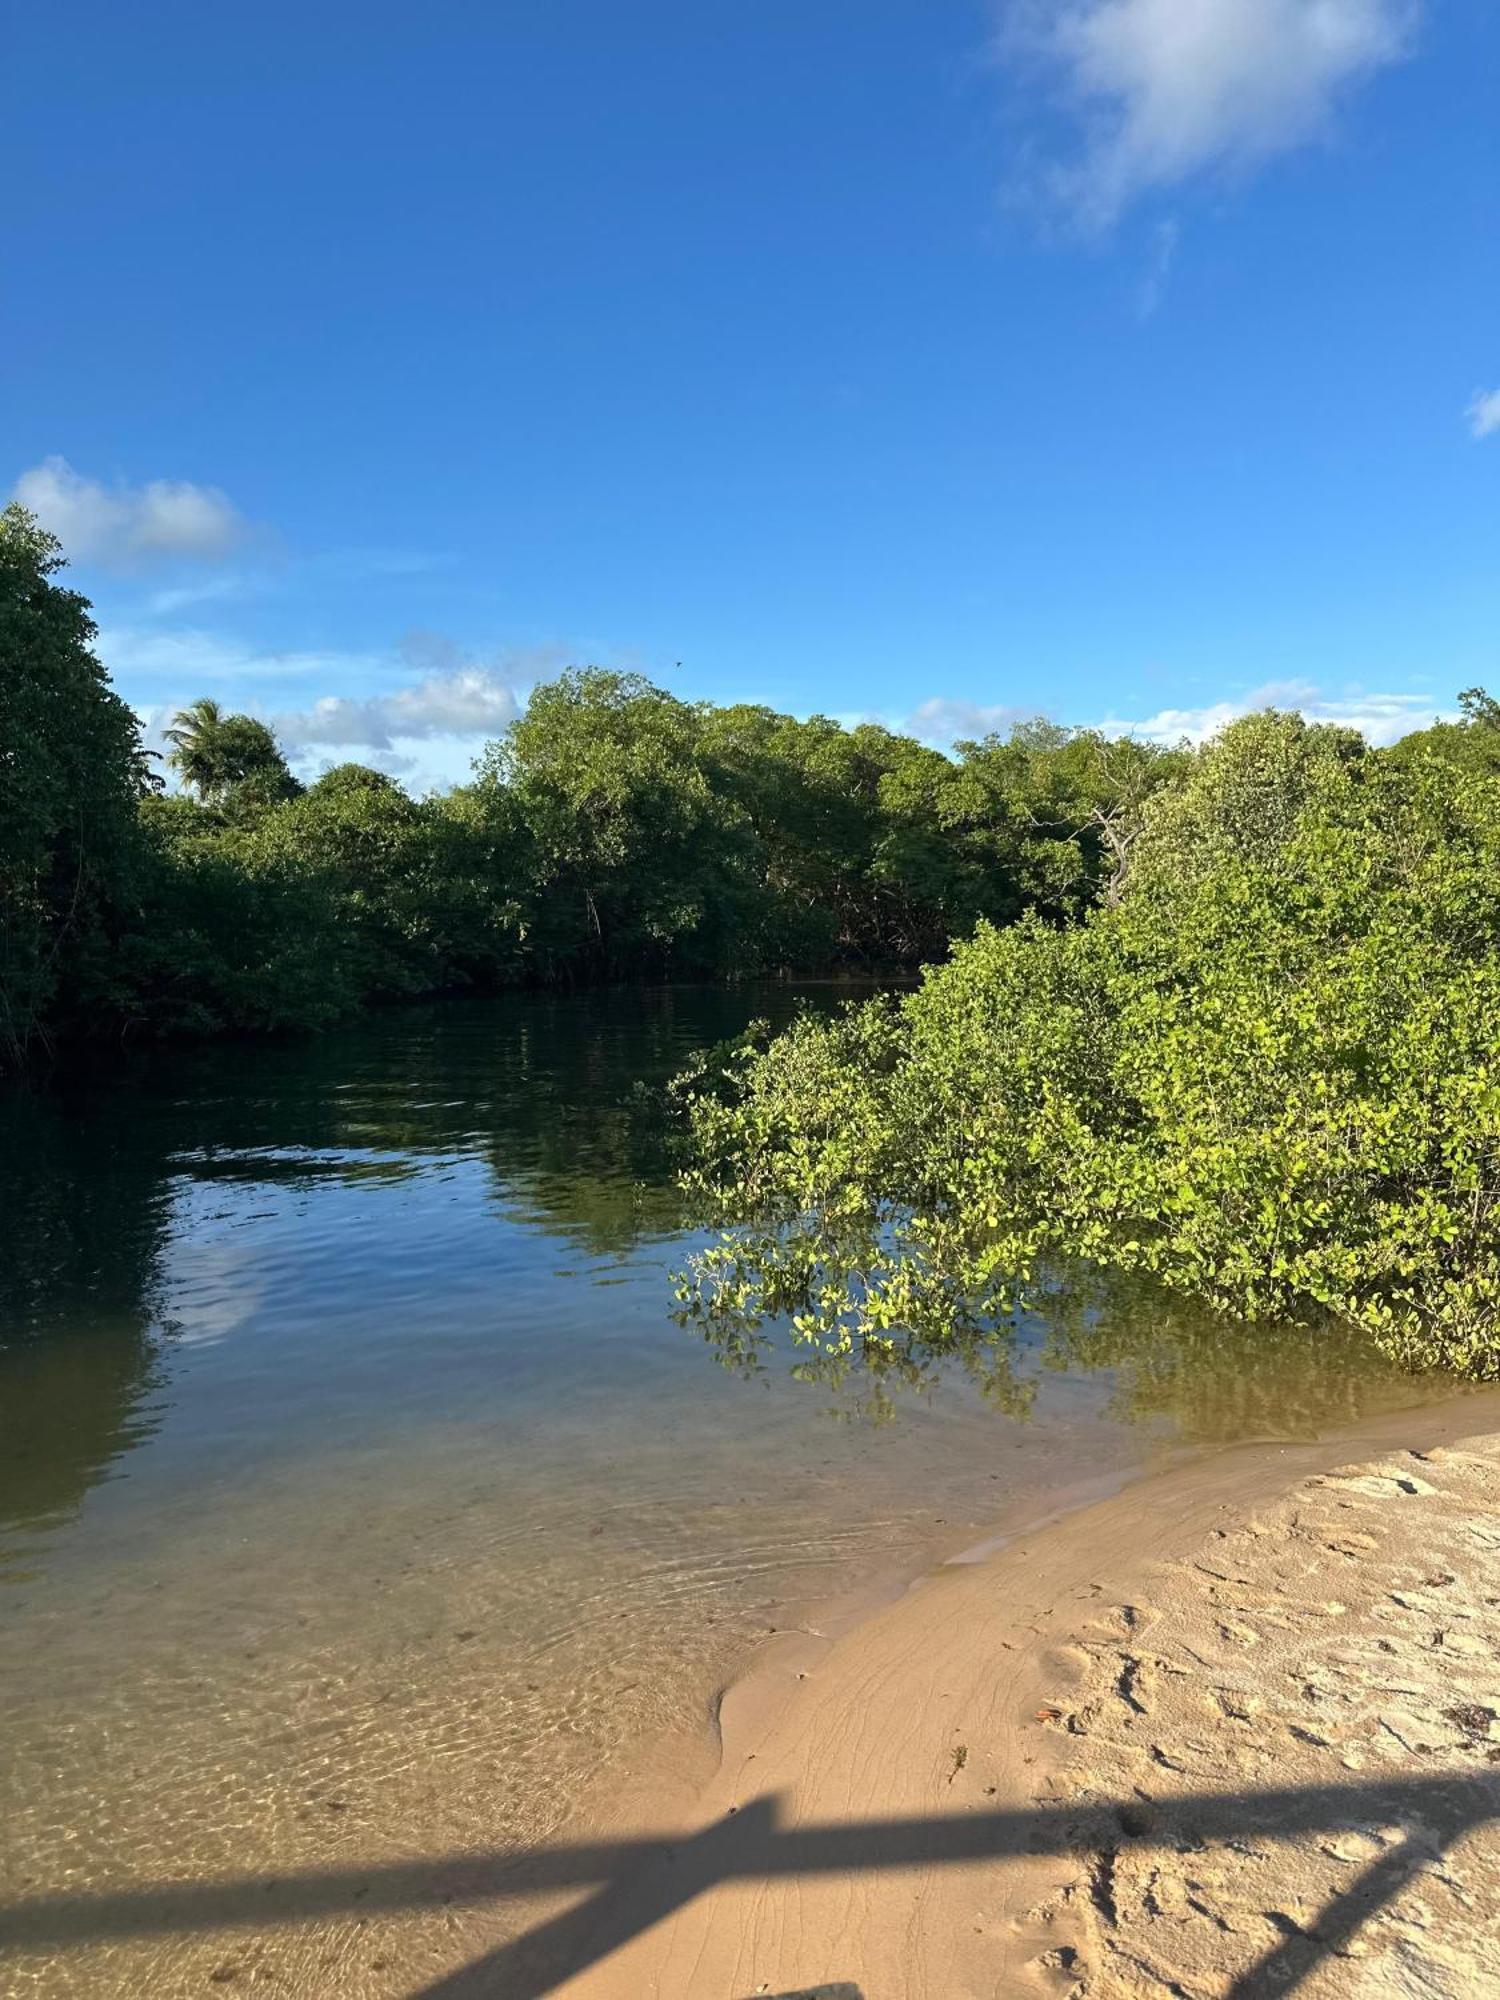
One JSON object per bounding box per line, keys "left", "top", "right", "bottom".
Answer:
{"left": 163, "top": 699, "right": 302, "bottom": 808}
{"left": 162, "top": 697, "right": 232, "bottom": 800}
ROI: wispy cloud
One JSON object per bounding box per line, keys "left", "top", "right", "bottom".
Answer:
{"left": 97, "top": 623, "right": 377, "bottom": 689}
{"left": 1467, "top": 388, "right": 1500, "bottom": 440}
{"left": 997, "top": 0, "right": 1419, "bottom": 227}
{"left": 128, "top": 545, "right": 453, "bottom": 617}
{"left": 145, "top": 574, "right": 256, "bottom": 617}
{"left": 1137, "top": 216, "right": 1180, "bottom": 316}
{"left": 10, "top": 456, "right": 250, "bottom": 569}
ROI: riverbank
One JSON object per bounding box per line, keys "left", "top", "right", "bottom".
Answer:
{"left": 12, "top": 989, "right": 1478, "bottom": 2000}
{"left": 493, "top": 1391, "right": 1500, "bottom": 1999}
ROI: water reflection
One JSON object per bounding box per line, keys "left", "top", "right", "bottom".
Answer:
{"left": 1033, "top": 1268, "right": 1418, "bottom": 1441}
{"left": 0, "top": 986, "right": 849, "bottom": 1563}
{"left": 0, "top": 983, "right": 1429, "bottom": 1563}
{"left": 0, "top": 986, "right": 1461, "bottom": 2000}
{"left": 685, "top": 1264, "right": 1417, "bottom": 1441}
{"left": 0, "top": 1086, "right": 171, "bottom": 1571}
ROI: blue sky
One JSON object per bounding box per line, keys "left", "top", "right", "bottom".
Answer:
{"left": 5, "top": 1, "right": 1496, "bottom": 788}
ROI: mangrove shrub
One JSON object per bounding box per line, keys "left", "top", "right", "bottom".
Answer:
{"left": 680, "top": 713, "right": 1500, "bottom": 1377}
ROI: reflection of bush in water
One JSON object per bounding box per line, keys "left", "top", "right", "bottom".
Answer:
{"left": 0, "top": 1086, "right": 172, "bottom": 1549}
{"left": 688, "top": 1308, "right": 1037, "bottom": 1428}
{"left": 1033, "top": 1269, "right": 1413, "bottom": 1443}
{"left": 0, "top": 991, "right": 701, "bottom": 1539}
{"left": 0, "top": 985, "right": 858, "bottom": 1546}
{"left": 682, "top": 1260, "right": 1411, "bottom": 1440}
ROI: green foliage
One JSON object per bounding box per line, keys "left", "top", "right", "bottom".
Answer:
{"left": 2, "top": 527, "right": 1185, "bottom": 1065}
{"left": 162, "top": 696, "right": 301, "bottom": 808}
{"left": 479, "top": 669, "right": 761, "bottom": 978}
{"left": 1459, "top": 687, "right": 1500, "bottom": 731}
{"left": 474, "top": 672, "right": 1172, "bottom": 982}
{"left": 1385, "top": 683, "right": 1500, "bottom": 780}
{"left": 119, "top": 796, "right": 352, "bottom": 1037}
{"left": 0, "top": 505, "right": 148, "bottom": 1064}
{"left": 940, "top": 722, "right": 1188, "bottom": 919}
{"left": 700, "top": 706, "right": 974, "bottom": 966}
{"left": 242, "top": 763, "right": 524, "bottom": 998}
{"left": 17, "top": 487, "right": 1496, "bottom": 1427}
{"left": 679, "top": 712, "right": 1500, "bottom": 1378}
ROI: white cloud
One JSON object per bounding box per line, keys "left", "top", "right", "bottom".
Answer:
{"left": 999, "top": 0, "right": 1419, "bottom": 225}
{"left": 904, "top": 682, "right": 1452, "bottom": 753}
{"left": 10, "top": 456, "right": 249, "bottom": 569}
{"left": 1097, "top": 680, "right": 1451, "bottom": 746}
{"left": 268, "top": 631, "right": 575, "bottom": 760}
{"left": 107, "top": 619, "right": 590, "bottom": 789}
{"left": 1467, "top": 388, "right": 1500, "bottom": 440}
{"left": 272, "top": 670, "right": 522, "bottom": 753}
{"left": 904, "top": 696, "right": 1042, "bottom": 744}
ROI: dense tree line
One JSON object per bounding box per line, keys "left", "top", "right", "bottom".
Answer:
{"left": 679, "top": 703, "right": 1500, "bottom": 1378}
{"left": 11, "top": 505, "right": 1500, "bottom": 1376}
{"left": 0, "top": 504, "right": 1181, "bottom": 1066}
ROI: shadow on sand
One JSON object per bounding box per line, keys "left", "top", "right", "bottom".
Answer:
{"left": 3, "top": 1771, "right": 1495, "bottom": 1998}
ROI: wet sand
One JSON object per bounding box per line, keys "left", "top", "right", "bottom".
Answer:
{"left": 490, "top": 1389, "right": 1500, "bottom": 1999}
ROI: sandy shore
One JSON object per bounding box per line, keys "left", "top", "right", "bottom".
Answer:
{"left": 480, "top": 1392, "right": 1500, "bottom": 1999}
{"left": 8, "top": 1397, "right": 1500, "bottom": 1997}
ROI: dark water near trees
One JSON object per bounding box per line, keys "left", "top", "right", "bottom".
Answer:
{"left": 0, "top": 987, "right": 1447, "bottom": 1995}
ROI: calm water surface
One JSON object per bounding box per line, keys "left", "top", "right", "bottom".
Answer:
{"left": 0, "top": 987, "right": 1444, "bottom": 1995}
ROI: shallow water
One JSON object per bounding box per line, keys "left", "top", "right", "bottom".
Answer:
{"left": 0, "top": 987, "right": 1450, "bottom": 1995}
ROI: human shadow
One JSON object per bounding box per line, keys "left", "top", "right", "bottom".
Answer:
{"left": 1, "top": 1772, "right": 1494, "bottom": 1998}
{"left": 755, "top": 1989, "right": 863, "bottom": 1999}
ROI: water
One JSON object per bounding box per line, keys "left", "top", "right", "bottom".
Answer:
{"left": 0, "top": 987, "right": 1443, "bottom": 1996}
